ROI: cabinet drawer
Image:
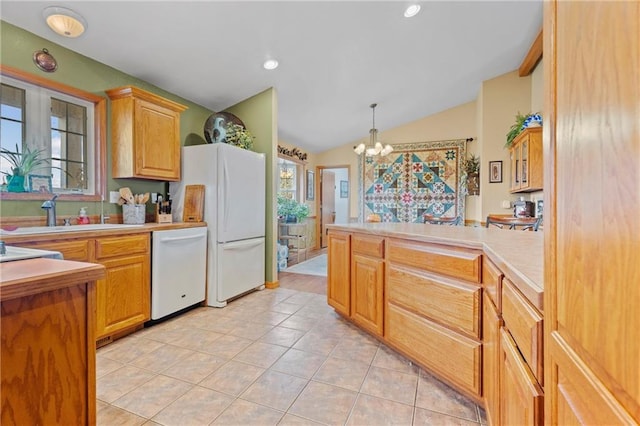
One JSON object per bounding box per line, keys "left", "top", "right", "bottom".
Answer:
{"left": 386, "top": 302, "right": 481, "bottom": 398}
{"left": 18, "top": 239, "right": 91, "bottom": 262}
{"left": 387, "top": 264, "right": 481, "bottom": 338}
{"left": 95, "top": 234, "right": 149, "bottom": 259}
{"left": 387, "top": 239, "right": 481, "bottom": 283}
{"left": 502, "top": 279, "right": 543, "bottom": 384}
{"left": 483, "top": 257, "right": 503, "bottom": 311}
{"left": 352, "top": 234, "right": 384, "bottom": 258}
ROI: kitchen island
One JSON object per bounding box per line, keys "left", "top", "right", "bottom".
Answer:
{"left": 326, "top": 223, "right": 544, "bottom": 424}
{"left": 1, "top": 258, "right": 106, "bottom": 425}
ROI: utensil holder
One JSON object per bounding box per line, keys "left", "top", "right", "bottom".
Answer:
{"left": 123, "top": 204, "right": 146, "bottom": 224}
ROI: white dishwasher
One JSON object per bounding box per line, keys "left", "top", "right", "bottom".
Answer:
{"left": 151, "top": 227, "right": 207, "bottom": 320}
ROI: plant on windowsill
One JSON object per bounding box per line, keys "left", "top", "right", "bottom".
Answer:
{"left": 277, "top": 194, "right": 310, "bottom": 223}
{"left": 0, "top": 144, "right": 52, "bottom": 193}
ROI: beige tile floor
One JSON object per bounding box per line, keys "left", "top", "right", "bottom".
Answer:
{"left": 97, "top": 285, "right": 487, "bottom": 425}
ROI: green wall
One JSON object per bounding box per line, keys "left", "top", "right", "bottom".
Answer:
{"left": 227, "top": 89, "right": 278, "bottom": 283}
{"left": 0, "top": 20, "right": 213, "bottom": 218}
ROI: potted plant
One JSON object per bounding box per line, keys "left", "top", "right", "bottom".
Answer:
{"left": 506, "top": 112, "right": 542, "bottom": 148}
{"left": 225, "top": 123, "right": 255, "bottom": 150}
{"left": 277, "top": 194, "right": 310, "bottom": 223}
{"left": 464, "top": 154, "right": 480, "bottom": 196}
{"left": 0, "top": 144, "right": 52, "bottom": 193}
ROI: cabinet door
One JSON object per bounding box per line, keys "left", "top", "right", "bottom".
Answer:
{"left": 96, "top": 254, "right": 150, "bottom": 339}
{"left": 134, "top": 99, "right": 181, "bottom": 180}
{"left": 351, "top": 253, "right": 384, "bottom": 336}
{"left": 482, "top": 292, "right": 502, "bottom": 426}
{"left": 327, "top": 231, "right": 350, "bottom": 316}
{"left": 500, "top": 328, "right": 543, "bottom": 426}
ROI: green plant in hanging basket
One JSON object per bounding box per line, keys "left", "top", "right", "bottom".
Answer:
{"left": 463, "top": 154, "right": 480, "bottom": 175}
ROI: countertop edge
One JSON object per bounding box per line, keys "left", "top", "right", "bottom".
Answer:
{"left": 0, "top": 258, "right": 106, "bottom": 301}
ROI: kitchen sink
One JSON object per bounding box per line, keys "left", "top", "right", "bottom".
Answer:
{"left": 0, "top": 224, "right": 145, "bottom": 236}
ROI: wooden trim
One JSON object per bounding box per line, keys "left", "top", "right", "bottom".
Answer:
{"left": 264, "top": 280, "right": 279, "bottom": 289}
{"left": 519, "top": 29, "right": 543, "bottom": 77}
{"left": 314, "top": 164, "right": 352, "bottom": 250}
{"left": 105, "top": 86, "right": 187, "bottom": 112}
{"left": 0, "top": 66, "right": 108, "bottom": 202}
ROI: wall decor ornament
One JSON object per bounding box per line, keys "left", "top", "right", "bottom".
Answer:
{"left": 489, "top": 161, "right": 503, "bottom": 183}
{"left": 278, "top": 145, "right": 308, "bottom": 162}
{"left": 359, "top": 139, "right": 468, "bottom": 223}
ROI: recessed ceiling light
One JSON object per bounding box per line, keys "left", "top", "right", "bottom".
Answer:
{"left": 404, "top": 4, "right": 421, "bottom": 18}
{"left": 43, "top": 6, "right": 87, "bottom": 38}
{"left": 263, "top": 59, "right": 279, "bottom": 70}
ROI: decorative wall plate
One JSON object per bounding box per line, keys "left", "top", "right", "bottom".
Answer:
{"left": 203, "top": 112, "right": 245, "bottom": 144}
{"left": 33, "top": 48, "right": 58, "bottom": 73}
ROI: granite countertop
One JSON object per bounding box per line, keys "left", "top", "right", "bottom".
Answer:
{"left": 327, "top": 222, "right": 543, "bottom": 311}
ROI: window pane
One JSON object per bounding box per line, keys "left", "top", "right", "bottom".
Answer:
{"left": 67, "top": 103, "right": 85, "bottom": 134}
{"left": 51, "top": 98, "right": 67, "bottom": 131}
{"left": 0, "top": 84, "right": 25, "bottom": 120}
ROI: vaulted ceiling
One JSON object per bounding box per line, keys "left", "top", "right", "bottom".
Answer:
{"left": 1, "top": 1, "right": 542, "bottom": 153}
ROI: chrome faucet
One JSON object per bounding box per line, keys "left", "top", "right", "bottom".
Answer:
{"left": 41, "top": 194, "right": 59, "bottom": 226}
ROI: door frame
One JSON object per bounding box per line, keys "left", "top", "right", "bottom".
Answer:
{"left": 314, "top": 164, "right": 351, "bottom": 250}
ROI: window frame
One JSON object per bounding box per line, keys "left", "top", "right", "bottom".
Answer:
{"left": 0, "top": 65, "right": 106, "bottom": 201}
{"left": 277, "top": 155, "right": 306, "bottom": 203}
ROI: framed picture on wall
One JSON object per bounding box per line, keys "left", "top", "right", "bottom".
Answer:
{"left": 306, "top": 170, "right": 314, "bottom": 200}
{"left": 489, "top": 161, "right": 503, "bottom": 183}
{"left": 340, "top": 180, "right": 348, "bottom": 198}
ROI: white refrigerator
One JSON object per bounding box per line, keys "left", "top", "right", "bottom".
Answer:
{"left": 170, "top": 143, "right": 266, "bottom": 307}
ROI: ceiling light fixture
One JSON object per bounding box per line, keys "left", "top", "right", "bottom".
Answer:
{"left": 263, "top": 59, "right": 279, "bottom": 70}
{"left": 404, "top": 4, "right": 421, "bottom": 18}
{"left": 354, "top": 103, "right": 394, "bottom": 157}
{"left": 43, "top": 6, "right": 87, "bottom": 38}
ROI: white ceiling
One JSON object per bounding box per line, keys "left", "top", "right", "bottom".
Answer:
{"left": 1, "top": 1, "right": 542, "bottom": 153}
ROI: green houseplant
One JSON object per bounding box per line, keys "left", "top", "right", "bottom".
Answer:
{"left": 225, "top": 123, "right": 255, "bottom": 150}
{"left": 277, "top": 194, "right": 310, "bottom": 222}
{"left": 506, "top": 112, "right": 543, "bottom": 148}
{"left": 0, "top": 144, "right": 52, "bottom": 192}
{"left": 463, "top": 154, "right": 480, "bottom": 196}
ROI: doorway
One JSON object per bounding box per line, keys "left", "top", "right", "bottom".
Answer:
{"left": 318, "top": 166, "right": 350, "bottom": 248}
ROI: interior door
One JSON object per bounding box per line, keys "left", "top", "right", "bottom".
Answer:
{"left": 321, "top": 170, "right": 336, "bottom": 248}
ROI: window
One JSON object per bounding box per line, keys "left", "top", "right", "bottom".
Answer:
{"left": 278, "top": 158, "right": 299, "bottom": 201}
{"left": 0, "top": 67, "right": 105, "bottom": 200}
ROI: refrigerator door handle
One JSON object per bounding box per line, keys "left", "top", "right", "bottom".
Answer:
{"left": 223, "top": 155, "right": 230, "bottom": 233}
{"left": 223, "top": 240, "right": 264, "bottom": 250}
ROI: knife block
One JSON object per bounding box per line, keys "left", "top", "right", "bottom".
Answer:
{"left": 155, "top": 203, "right": 172, "bottom": 224}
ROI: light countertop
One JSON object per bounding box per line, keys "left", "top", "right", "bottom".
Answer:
{"left": 327, "top": 222, "right": 543, "bottom": 311}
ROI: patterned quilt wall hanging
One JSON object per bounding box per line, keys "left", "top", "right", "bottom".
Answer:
{"left": 359, "top": 139, "right": 467, "bottom": 223}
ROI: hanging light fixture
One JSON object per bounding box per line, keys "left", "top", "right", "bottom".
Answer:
{"left": 354, "top": 103, "right": 394, "bottom": 157}
{"left": 43, "top": 6, "right": 88, "bottom": 38}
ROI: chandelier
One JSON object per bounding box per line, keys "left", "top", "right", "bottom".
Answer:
{"left": 353, "top": 103, "right": 394, "bottom": 157}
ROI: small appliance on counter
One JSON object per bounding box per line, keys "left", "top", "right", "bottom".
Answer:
{"left": 513, "top": 198, "right": 535, "bottom": 217}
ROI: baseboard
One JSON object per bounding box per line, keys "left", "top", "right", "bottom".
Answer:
{"left": 265, "top": 280, "right": 279, "bottom": 289}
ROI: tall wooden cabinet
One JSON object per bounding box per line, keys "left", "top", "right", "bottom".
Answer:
{"left": 107, "top": 86, "right": 187, "bottom": 181}
{"left": 350, "top": 234, "right": 384, "bottom": 336}
{"left": 509, "top": 127, "right": 543, "bottom": 193}
{"left": 544, "top": 1, "right": 639, "bottom": 424}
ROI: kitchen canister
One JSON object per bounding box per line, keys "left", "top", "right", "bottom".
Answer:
{"left": 123, "top": 204, "right": 146, "bottom": 224}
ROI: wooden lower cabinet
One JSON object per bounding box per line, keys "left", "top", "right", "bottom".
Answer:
{"left": 8, "top": 233, "right": 151, "bottom": 342}
{"left": 351, "top": 252, "right": 384, "bottom": 336}
{"left": 96, "top": 253, "right": 150, "bottom": 339}
{"left": 483, "top": 292, "right": 502, "bottom": 426}
{"left": 327, "top": 231, "right": 350, "bottom": 316}
{"left": 500, "top": 328, "right": 544, "bottom": 425}
{"left": 386, "top": 302, "right": 482, "bottom": 397}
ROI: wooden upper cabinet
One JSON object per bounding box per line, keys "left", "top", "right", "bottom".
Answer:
{"left": 510, "top": 127, "right": 543, "bottom": 193}
{"left": 107, "top": 86, "right": 187, "bottom": 181}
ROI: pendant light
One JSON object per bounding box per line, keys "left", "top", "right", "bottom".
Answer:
{"left": 353, "top": 103, "right": 394, "bottom": 157}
